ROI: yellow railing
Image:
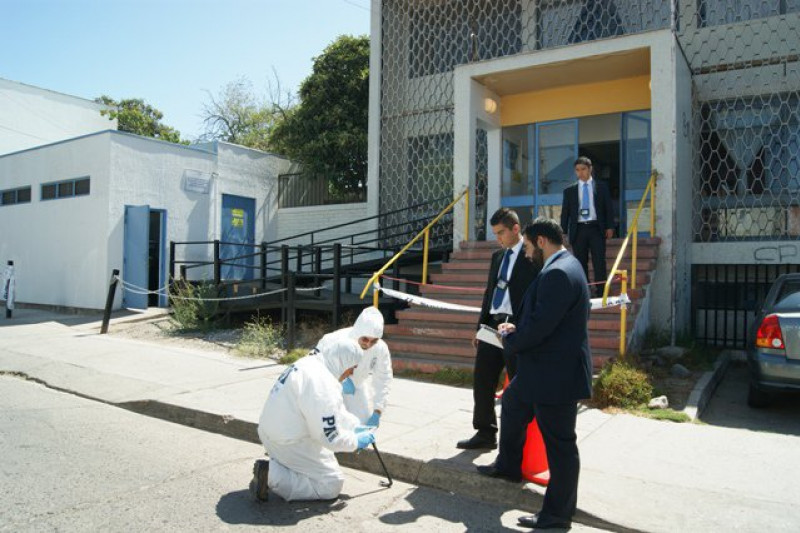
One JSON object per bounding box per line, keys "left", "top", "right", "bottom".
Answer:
{"left": 360, "top": 189, "right": 470, "bottom": 307}
{"left": 602, "top": 169, "right": 658, "bottom": 357}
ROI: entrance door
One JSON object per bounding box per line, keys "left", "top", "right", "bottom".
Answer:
{"left": 535, "top": 119, "right": 578, "bottom": 220}
{"left": 621, "top": 110, "right": 652, "bottom": 234}
{"left": 220, "top": 194, "right": 256, "bottom": 281}
{"left": 123, "top": 205, "right": 150, "bottom": 309}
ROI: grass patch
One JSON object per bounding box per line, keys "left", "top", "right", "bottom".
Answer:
{"left": 395, "top": 367, "right": 474, "bottom": 388}
{"left": 635, "top": 408, "right": 692, "bottom": 423}
{"left": 593, "top": 361, "right": 653, "bottom": 409}
{"left": 236, "top": 315, "right": 283, "bottom": 358}
{"left": 279, "top": 347, "right": 311, "bottom": 365}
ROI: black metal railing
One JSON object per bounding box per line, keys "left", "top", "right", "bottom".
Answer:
{"left": 692, "top": 263, "right": 800, "bottom": 348}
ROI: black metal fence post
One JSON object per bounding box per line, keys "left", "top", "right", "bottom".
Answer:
{"left": 100, "top": 269, "right": 120, "bottom": 334}
{"left": 169, "top": 242, "right": 176, "bottom": 282}
{"left": 260, "top": 242, "right": 267, "bottom": 290}
{"left": 4, "top": 260, "right": 13, "bottom": 319}
{"left": 287, "top": 270, "right": 296, "bottom": 350}
{"left": 281, "top": 245, "right": 289, "bottom": 324}
{"left": 332, "top": 244, "right": 341, "bottom": 329}
{"left": 213, "top": 240, "right": 221, "bottom": 286}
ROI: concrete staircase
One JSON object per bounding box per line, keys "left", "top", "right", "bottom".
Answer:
{"left": 384, "top": 237, "right": 661, "bottom": 373}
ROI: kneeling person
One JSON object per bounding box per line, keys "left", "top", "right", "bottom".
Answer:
{"left": 251, "top": 337, "right": 375, "bottom": 502}
{"left": 318, "top": 307, "right": 391, "bottom": 427}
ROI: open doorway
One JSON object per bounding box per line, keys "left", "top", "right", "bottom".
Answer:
{"left": 123, "top": 205, "right": 167, "bottom": 310}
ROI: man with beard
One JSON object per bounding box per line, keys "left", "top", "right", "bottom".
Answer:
{"left": 478, "top": 217, "right": 592, "bottom": 530}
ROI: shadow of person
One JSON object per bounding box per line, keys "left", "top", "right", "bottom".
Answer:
{"left": 216, "top": 489, "right": 350, "bottom": 526}
{"left": 378, "top": 486, "right": 520, "bottom": 532}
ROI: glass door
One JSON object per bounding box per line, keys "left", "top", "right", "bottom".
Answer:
{"left": 621, "top": 110, "right": 651, "bottom": 235}
{"left": 535, "top": 119, "right": 578, "bottom": 222}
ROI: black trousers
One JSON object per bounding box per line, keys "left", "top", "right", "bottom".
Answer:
{"left": 495, "top": 382, "right": 580, "bottom": 522}
{"left": 573, "top": 222, "right": 607, "bottom": 295}
{"left": 472, "top": 328, "right": 516, "bottom": 436}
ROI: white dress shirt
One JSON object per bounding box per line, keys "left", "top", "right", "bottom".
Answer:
{"left": 490, "top": 238, "right": 524, "bottom": 316}
{"left": 577, "top": 177, "right": 597, "bottom": 222}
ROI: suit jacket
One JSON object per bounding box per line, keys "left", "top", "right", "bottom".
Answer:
{"left": 478, "top": 246, "right": 539, "bottom": 329}
{"left": 560, "top": 179, "right": 615, "bottom": 243}
{"left": 503, "top": 251, "right": 593, "bottom": 403}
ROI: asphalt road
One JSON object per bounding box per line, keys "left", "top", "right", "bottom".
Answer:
{"left": 701, "top": 361, "right": 800, "bottom": 436}
{"left": 0, "top": 375, "right": 605, "bottom": 532}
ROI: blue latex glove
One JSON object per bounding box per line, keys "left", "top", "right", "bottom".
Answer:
{"left": 356, "top": 430, "right": 375, "bottom": 450}
{"left": 366, "top": 411, "right": 381, "bottom": 427}
{"left": 341, "top": 377, "right": 355, "bottom": 395}
{"left": 355, "top": 425, "right": 372, "bottom": 434}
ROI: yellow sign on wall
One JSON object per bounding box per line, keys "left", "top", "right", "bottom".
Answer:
{"left": 231, "top": 208, "right": 244, "bottom": 228}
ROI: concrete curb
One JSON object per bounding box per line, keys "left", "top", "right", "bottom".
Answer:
{"left": 683, "top": 350, "right": 732, "bottom": 421}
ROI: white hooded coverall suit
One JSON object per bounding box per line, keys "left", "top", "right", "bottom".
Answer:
{"left": 316, "top": 307, "right": 393, "bottom": 424}
{"left": 257, "top": 337, "right": 363, "bottom": 501}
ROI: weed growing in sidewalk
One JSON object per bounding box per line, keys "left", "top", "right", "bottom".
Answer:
{"left": 170, "top": 280, "right": 219, "bottom": 332}
{"left": 279, "top": 348, "right": 311, "bottom": 365}
{"left": 236, "top": 315, "right": 284, "bottom": 358}
{"left": 593, "top": 361, "right": 653, "bottom": 409}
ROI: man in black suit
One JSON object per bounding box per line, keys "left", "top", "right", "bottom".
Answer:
{"left": 456, "top": 208, "right": 540, "bottom": 450}
{"left": 560, "top": 156, "right": 615, "bottom": 296}
{"left": 478, "top": 218, "right": 592, "bottom": 530}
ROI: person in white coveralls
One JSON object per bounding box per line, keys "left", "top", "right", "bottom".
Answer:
{"left": 317, "top": 307, "right": 392, "bottom": 427}
{"left": 250, "top": 333, "right": 375, "bottom": 502}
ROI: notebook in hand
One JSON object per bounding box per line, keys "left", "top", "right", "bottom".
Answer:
{"left": 477, "top": 324, "right": 504, "bottom": 349}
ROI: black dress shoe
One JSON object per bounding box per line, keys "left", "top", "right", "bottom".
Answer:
{"left": 518, "top": 513, "right": 571, "bottom": 529}
{"left": 475, "top": 464, "right": 522, "bottom": 483}
{"left": 456, "top": 433, "right": 497, "bottom": 450}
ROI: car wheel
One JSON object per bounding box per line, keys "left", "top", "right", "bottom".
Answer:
{"left": 747, "top": 383, "right": 771, "bottom": 408}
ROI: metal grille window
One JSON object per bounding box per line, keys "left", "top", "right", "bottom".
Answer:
{"left": 0, "top": 186, "right": 31, "bottom": 206}
{"left": 278, "top": 173, "right": 366, "bottom": 208}
{"left": 697, "top": 0, "right": 800, "bottom": 27}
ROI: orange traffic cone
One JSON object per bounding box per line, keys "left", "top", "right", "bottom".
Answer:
{"left": 521, "top": 418, "right": 550, "bottom": 486}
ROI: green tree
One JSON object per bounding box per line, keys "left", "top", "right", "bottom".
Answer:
{"left": 200, "top": 73, "right": 293, "bottom": 152}
{"left": 269, "top": 35, "right": 369, "bottom": 197}
{"left": 95, "top": 96, "right": 185, "bottom": 144}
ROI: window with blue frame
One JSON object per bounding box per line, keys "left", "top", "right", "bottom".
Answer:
{"left": 41, "top": 177, "right": 90, "bottom": 201}
{"left": 0, "top": 186, "right": 32, "bottom": 206}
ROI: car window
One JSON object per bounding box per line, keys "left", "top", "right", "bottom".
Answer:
{"left": 776, "top": 280, "right": 800, "bottom": 302}
{"left": 773, "top": 291, "right": 800, "bottom": 312}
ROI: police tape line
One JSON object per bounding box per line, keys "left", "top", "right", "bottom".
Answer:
{"left": 375, "top": 283, "right": 630, "bottom": 313}
{"left": 115, "top": 277, "right": 326, "bottom": 302}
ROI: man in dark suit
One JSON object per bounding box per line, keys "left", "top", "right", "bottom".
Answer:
{"left": 560, "top": 156, "right": 615, "bottom": 296}
{"left": 477, "top": 217, "right": 592, "bottom": 530}
{"left": 456, "top": 208, "right": 540, "bottom": 450}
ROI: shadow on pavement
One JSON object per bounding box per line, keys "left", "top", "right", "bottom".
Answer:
{"left": 0, "top": 307, "right": 152, "bottom": 329}
{"left": 378, "top": 486, "right": 521, "bottom": 532}
{"left": 701, "top": 362, "right": 800, "bottom": 436}
{"left": 216, "top": 489, "right": 350, "bottom": 526}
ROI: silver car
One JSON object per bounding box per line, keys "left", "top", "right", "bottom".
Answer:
{"left": 747, "top": 273, "right": 800, "bottom": 408}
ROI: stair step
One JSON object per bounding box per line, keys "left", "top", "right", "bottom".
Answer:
{"left": 391, "top": 355, "right": 474, "bottom": 373}
{"left": 396, "top": 308, "right": 479, "bottom": 324}
{"left": 386, "top": 337, "right": 474, "bottom": 358}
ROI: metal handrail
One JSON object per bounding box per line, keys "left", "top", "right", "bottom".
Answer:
{"left": 360, "top": 189, "right": 469, "bottom": 306}
{"left": 601, "top": 169, "right": 658, "bottom": 357}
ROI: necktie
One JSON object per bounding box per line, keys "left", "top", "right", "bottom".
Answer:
{"left": 492, "top": 249, "right": 513, "bottom": 310}
{"left": 581, "top": 181, "right": 591, "bottom": 220}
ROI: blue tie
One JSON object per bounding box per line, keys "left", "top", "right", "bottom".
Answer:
{"left": 492, "top": 249, "right": 513, "bottom": 310}
{"left": 581, "top": 181, "right": 591, "bottom": 220}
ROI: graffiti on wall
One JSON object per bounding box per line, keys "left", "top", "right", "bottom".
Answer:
{"left": 753, "top": 244, "right": 799, "bottom": 263}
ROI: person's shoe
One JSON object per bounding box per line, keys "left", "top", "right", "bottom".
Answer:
{"left": 475, "top": 464, "right": 522, "bottom": 483}
{"left": 518, "top": 513, "right": 572, "bottom": 529}
{"left": 456, "top": 433, "right": 497, "bottom": 450}
{"left": 249, "top": 459, "right": 269, "bottom": 502}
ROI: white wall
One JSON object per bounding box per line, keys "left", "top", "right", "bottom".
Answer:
{"left": 274, "top": 203, "right": 371, "bottom": 244}
{"left": 0, "top": 133, "right": 112, "bottom": 309}
{"left": 0, "top": 78, "right": 115, "bottom": 156}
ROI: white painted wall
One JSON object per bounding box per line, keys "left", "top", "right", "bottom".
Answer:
{"left": 274, "top": 203, "right": 371, "bottom": 244}
{"left": 0, "top": 133, "right": 112, "bottom": 309}
{"left": 0, "top": 78, "right": 115, "bottom": 156}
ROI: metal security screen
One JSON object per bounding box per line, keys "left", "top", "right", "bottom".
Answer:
{"left": 675, "top": 2, "right": 800, "bottom": 242}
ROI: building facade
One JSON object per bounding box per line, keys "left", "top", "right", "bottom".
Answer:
{"left": 368, "top": 0, "right": 800, "bottom": 345}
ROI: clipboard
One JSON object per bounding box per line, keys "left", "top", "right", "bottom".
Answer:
{"left": 477, "top": 324, "right": 504, "bottom": 349}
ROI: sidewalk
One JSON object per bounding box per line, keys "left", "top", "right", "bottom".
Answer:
{"left": 2, "top": 309, "right": 799, "bottom": 532}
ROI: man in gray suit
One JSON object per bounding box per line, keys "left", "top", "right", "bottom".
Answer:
{"left": 477, "top": 217, "right": 592, "bottom": 530}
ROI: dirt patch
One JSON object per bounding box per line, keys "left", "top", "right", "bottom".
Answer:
{"left": 109, "top": 317, "right": 244, "bottom": 356}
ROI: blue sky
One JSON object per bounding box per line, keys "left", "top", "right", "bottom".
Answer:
{"left": 1, "top": 0, "right": 371, "bottom": 140}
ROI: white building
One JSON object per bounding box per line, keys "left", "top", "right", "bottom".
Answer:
{"left": 0, "top": 77, "right": 114, "bottom": 155}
